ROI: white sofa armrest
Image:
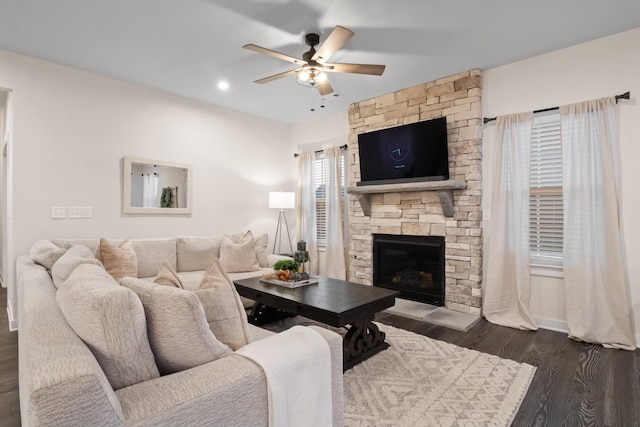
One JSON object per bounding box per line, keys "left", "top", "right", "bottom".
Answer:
{"left": 115, "top": 355, "right": 269, "bottom": 426}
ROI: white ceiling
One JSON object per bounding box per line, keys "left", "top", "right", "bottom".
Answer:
{"left": 1, "top": 0, "right": 639, "bottom": 124}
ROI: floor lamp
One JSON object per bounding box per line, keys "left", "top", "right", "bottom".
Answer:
{"left": 269, "top": 191, "right": 295, "bottom": 255}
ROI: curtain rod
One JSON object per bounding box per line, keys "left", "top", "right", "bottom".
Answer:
{"left": 293, "top": 144, "right": 347, "bottom": 158}
{"left": 483, "top": 91, "right": 630, "bottom": 124}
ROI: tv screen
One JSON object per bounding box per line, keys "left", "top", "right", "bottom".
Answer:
{"left": 357, "top": 117, "right": 449, "bottom": 185}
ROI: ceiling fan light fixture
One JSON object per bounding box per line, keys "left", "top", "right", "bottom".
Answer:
{"left": 298, "top": 69, "right": 310, "bottom": 82}
{"left": 315, "top": 71, "right": 328, "bottom": 83}
{"left": 296, "top": 67, "right": 327, "bottom": 87}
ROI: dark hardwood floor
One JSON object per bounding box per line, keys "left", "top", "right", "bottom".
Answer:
{"left": 1, "top": 283, "right": 638, "bottom": 426}
{"left": 375, "top": 311, "right": 640, "bottom": 427}
{"left": 0, "top": 286, "right": 19, "bottom": 427}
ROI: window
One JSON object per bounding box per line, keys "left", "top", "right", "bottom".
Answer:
{"left": 529, "top": 112, "right": 563, "bottom": 268}
{"left": 314, "top": 153, "right": 346, "bottom": 247}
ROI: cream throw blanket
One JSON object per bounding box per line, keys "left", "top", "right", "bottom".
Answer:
{"left": 236, "top": 326, "right": 333, "bottom": 427}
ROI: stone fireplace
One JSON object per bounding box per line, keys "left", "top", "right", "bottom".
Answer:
{"left": 347, "top": 69, "right": 483, "bottom": 315}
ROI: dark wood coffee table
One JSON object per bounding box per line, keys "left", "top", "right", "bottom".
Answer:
{"left": 233, "top": 276, "right": 400, "bottom": 371}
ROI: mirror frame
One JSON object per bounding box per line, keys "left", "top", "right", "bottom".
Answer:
{"left": 122, "top": 156, "right": 193, "bottom": 215}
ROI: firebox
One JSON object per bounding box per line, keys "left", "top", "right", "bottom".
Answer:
{"left": 372, "top": 234, "right": 445, "bottom": 306}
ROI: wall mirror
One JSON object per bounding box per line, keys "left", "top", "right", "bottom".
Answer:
{"left": 122, "top": 156, "right": 193, "bottom": 214}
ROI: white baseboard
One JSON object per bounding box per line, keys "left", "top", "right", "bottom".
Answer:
{"left": 7, "top": 301, "right": 17, "bottom": 331}
{"left": 534, "top": 315, "right": 640, "bottom": 349}
{"left": 533, "top": 316, "right": 569, "bottom": 334}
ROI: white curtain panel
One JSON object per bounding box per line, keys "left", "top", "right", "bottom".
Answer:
{"left": 142, "top": 173, "right": 158, "bottom": 208}
{"left": 323, "top": 147, "right": 346, "bottom": 280}
{"left": 484, "top": 112, "right": 538, "bottom": 330}
{"left": 560, "top": 98, "right": 635, "bottom": 350}
{"left": 296, "top": 152, "right": 319, "bottom": 274}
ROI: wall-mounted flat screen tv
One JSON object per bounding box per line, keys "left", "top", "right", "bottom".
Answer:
{"left": 357, "top": 116, "right": 449, "bottom": 186}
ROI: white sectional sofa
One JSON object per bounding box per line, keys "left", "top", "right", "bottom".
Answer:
{"left": 17, "top": 232, "right": 344, "bottom": 427}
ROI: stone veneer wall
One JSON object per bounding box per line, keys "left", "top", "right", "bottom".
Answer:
{"left": 347, "top": 69, "right": 483, "bottom": 315}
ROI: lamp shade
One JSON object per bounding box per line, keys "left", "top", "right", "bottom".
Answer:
{"left": 269, "top": 191, "right": 295, "bottom": 209}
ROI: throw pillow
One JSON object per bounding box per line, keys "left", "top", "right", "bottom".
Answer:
{"left": 195, "top": 258, "right": 251, "bottom": 350}
{"left": 51, "top": 244, "right": 103, "bottom": 288}
{"left": 154, "top": 261, "right": 184, "bottom": 288}
{"left": 56, "top": 263, "right": 160, "bottom": 390}
{"left": 100, "top": 238, "right": 138, "bottom": 281}
{"left": 30, "top": 240, "right": 68, "bottom": 270}
{"left": 120, "top": 277, "right": 232, "bottom": 375}
{"left": 219, "top": 230, "right": 261, "bottom": 273}
{"left": 253, "top": 233, "right": 269, "bottom": 268}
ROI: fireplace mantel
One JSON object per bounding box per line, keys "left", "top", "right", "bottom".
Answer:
{"left": 347, "top": 180, "right": 467, "bottom": 217}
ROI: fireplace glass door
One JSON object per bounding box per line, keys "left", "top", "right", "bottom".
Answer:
{"left": 372, "top": 234, "right": 445, "bottom": 306}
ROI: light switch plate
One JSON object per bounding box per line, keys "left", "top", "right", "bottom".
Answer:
{"left": 68, "top": 206, "right": 93, "bottom": 219}
{"left": 51, "top": 206, "right": 66, "bottom": 219}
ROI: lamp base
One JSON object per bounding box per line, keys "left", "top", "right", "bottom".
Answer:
{"left": 272, "top": 209, "right": 293, "bottom": 256}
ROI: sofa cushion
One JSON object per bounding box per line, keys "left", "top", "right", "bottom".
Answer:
{"left": 155, "top": 261, "right": 184, "bottom": 288}
{"left": 100, "top": 238, "right": 137, "bottom": 281}
{"left": 195, "top": 258, "right": 251, "bottom": 350}
{"left": 52, "top": 238, "right": 177, "bottom": 278}
{"left": 176, "top": 235, "right": 224, "bottom": 272}
{"left": 56, "top": 263, "right": 160, "bottom": 390}
{"left": 30, "top": 240, "right": 68, "bottom": 270}
{"left": 176, "top": 231, "right": 256, "bottom": 272}
{"left": 51, "top": 245, "right": 103, "bottom": 288}
{"left": 120, "top": 277, "right": 232, "bottom": 375}
{"left": 128, "top": 238, "right": 177, "bottom": 279}
{"left": 219, "top": 231, "right": 261, "bottom": 273}
{"left": 172, "top": 270, "right": 208, "bottom": 290}
{"left": 52, "top": 238, "right": 101, "bottom": 258}
{"left": 124, "top": 238, "right": 177, "bottom": 277}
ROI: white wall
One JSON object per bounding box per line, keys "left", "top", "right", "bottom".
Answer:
{"left": 291, "top": 111, "right": 350, "bottom": 150}
{"left": 482, "top": 27, "right": 640, "bottom": 342}
{"left": 0, "top": 49, "right": 297, "bottom": 327}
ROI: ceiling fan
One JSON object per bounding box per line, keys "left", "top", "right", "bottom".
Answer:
{"left": 243, "top": 25, "right": 385, "bottom": 96}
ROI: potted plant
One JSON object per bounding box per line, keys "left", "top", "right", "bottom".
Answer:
{"left": 272, "top": 259, "right": 301, "bottom": 281}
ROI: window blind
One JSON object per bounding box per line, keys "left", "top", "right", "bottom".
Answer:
{"left": 529, "top": 113, "right": 563, "bottom": 267}
{"left": 313, "top": 153, "right": 345, "bottom": 247}
{"left": 314, "top": 157, "right": 327, "bottom": 246}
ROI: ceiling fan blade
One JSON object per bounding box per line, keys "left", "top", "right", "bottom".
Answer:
{"left": 316, "top": 81, "right": 334, "bottom": 96}
{"left": 243, "top": 44, "right": 306, "bottom": 65}
{"left": 324, "top": 62, "right": 386, "bottom": 76}
{"left": 254, "top": 69, "right": 300, "bottom": 84}
{"left": 311, "top": 26, "right": 354, "bottom": 63}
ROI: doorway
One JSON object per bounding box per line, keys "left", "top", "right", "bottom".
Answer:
{"left": 0, "top": 88, "right": 15, "bottom": 330}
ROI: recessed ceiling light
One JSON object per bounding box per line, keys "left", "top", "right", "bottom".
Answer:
{"left": 217, "top": 81, "right": 229, "bottom": 91}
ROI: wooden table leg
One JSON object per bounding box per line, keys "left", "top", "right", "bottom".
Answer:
{"left": 247, "top": 303, "right": 296, "bottom": 326}
{"left": 342, "top": 315, "right": 389, "bottom": 371}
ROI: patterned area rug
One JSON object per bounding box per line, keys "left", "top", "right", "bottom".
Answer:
{"left": 264, "top": 318, "right": 536, "bottom": 427}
